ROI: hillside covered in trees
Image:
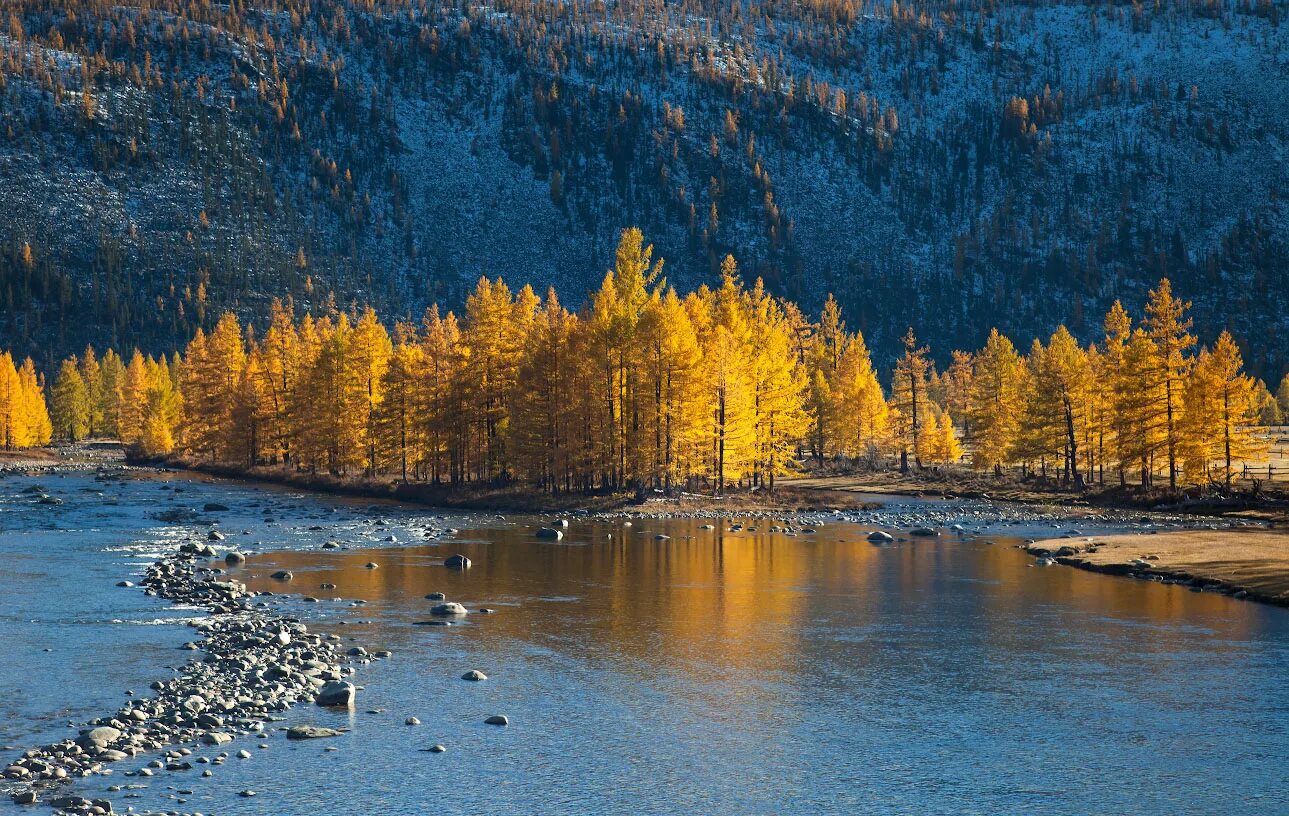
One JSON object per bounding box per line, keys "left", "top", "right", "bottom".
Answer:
{"left": 1, "top": 0, "right": 1286, "bottom": 377}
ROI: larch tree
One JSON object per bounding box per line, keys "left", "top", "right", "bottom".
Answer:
{"left": 1252, "top": 380, "right": 1282, "bottom": 426}
{"left": 260, "top": 298, "right": 302, "bottom": 464}
{"left": 806, "top": 294, "right": 846, "bottom": 460}
{"left": 1012, "top": 339, "right": 1065, "bottom": 478}
{"left": 701, "top": 257, "right": 755, "bottom": 493}
{"left": 231, "top": 334, "right": 272, "bottom": 466}
{"left": 890, "top": 328, "right": 931, "bottom": 472}
{"left": 940, "top": 350, "right": 975, "bottom": 436}
{"left": 347, "top": 307, "right": 394, "bottom": 476}
{"left": 747, "top": 279, "right": 809, "bottom": 490}
{"left": 16, "top": 359, "right": 52, "bottom": 447}
{"left": 1182, "top": 331, "right": 1265, "bottom": 486}
{"left": 1101, "top": 301, "right": 1134, "bottom": 485}
{"left": 0, "top": 354, "right": 24, "bottom": 449}
{"left": 287, "top": 314, "right": 327, "bottom": 472}
{"left": 1015, "top": 327, "right": 1087, "bottom": 487}
{"left": 420, "top": 306, "right": 464, "bottom": 485}
{"left": 1115, "top": 328, "right": 1168, "bottom": 486}
{"left": 586, "top": 228, "right": 663, "bottom": 488}
{"left": 918, "top": 404, "right": 962, "bottom": 465}
{"left": 968, "top": 329, "right": 1023, "bottom": 475}
{"left": 51, "top": 357, "right": 90, "bottom": 441}
{"left": 1081, "top": 345, "right": 1109, "bottom": 485}
{"left": 98, "top": 349, "right": 126, "bottom": 439}
{"left": 1276, "top": 374, "right": 1289, "bottom": 421}
{"left": 1141, "top": 278, "right": 1195, "bottom": 488}
{"left": 637, "top": 287, "right": 704, "bottom": 490}
{"left": 307, "top": 313, "right": 359, "bottom": 474}
{"left": 463, "top": 278, "right": 528, "bottom": 482}
{"left": 1042, "top": 326, "right": 1092, "bottom": 487}
{"left": 377, "top": 324, "right": 428, "bottom": 483}
{"left": 140, "top": 356, "right": 181, "bottom": 456}
{"left": 119, "top": 351, "right": 149, "bottom": 447}
{"left": 182, "top": 314, "right": 246, "bottom": 461}
{"left": 827, "top": 329, "right": 888, "bottom": 462}
{"left": 513, "top": 290, "right": 578, "bottom": 490}
{"left": 78, "top": 346, "right": 103, "bottom": 438}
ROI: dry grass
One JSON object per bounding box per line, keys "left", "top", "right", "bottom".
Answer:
{"left": 1030, "top": 529, "right": 1289, "bottom": 605}
{"left": 0, "top": 448, "right": 59, "bottom": 464}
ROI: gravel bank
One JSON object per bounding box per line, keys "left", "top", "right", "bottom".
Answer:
{"left": 4, "top": 540, "right": 369, "bottom": 814}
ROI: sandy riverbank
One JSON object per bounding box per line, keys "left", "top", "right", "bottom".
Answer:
{"left": 1026, "top": 529, "right": 1289, "bottom": 607}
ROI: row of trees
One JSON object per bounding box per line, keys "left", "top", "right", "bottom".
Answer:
{"left": 802, "top": 277, "right": 1266, "bottom": 489}
{"left": 933, "top": 286, "right": 1265, "bottom": 489}
{"left": 172, "top": 229, "right": 812, "bottom": 494}
{"left": 42, "top": 231, "right": 1271, "bottom": 493}
{"left": 0, "top": 352, "right": 51, "bottom": 450}
{"left": 47, "top": 347, "right": 183, "bottom": 454}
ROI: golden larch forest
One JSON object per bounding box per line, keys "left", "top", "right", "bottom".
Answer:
{"left": 9, "top": 229, "right": 1272, "bottom": 494}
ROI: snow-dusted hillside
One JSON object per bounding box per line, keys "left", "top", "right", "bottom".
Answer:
{"left": 0, "top": 0, "right": 1285, "bottom": 375}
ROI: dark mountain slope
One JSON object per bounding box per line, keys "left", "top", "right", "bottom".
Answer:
{"left": 1, "top": 0, "right": 1285, "bottom": 375}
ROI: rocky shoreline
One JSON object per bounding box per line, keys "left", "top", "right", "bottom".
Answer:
{"left": 591, "top": 497, "right": 1220, "bottom": 536}
{"left": 3, "top": 538, "right": 372, "bottom": 814}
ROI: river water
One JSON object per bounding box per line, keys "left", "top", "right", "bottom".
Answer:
{"left": 0, "top": 470, "right": 1286, "bottom": 815}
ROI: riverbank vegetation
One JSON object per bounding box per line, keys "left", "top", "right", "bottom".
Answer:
{"left": 37, "top": 229, "right": 1278, "bottom": 497}
{"left": 0, "top": 352, "right": 52, "bottom": 450}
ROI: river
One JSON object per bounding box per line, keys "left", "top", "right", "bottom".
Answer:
{"left": 0, "top": 468, "right": 1286, "bottom": 815}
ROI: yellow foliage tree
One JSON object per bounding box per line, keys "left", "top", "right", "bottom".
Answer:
{"left": 1181, "top": 331, "right": 1266, "bottom": 486}
{"left": 825, "top": 329, "right": 888, "bottom": 462}
{"left": 51, "top": 357, "right": 90, "bottom": 441}
{"left": 1142, "top": 278, "right": 1196, "bottom": 488}
{"left": 0, "top": 353, "right": 51, "bottom": 449}
{"left": 968, "top": 329, "right": 1024, "bottom": 474}
{"left": 890, "top": 328, "right": 931, "bottom": 472}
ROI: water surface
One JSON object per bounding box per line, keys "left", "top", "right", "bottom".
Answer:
{"left": 0, "top": 473, "right": 1285, "bottom": 815}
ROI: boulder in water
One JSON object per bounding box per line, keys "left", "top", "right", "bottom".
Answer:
{"left": 315, "top": 681, "right": 356, "bottom": 707}
{"left": 77, "top": 726, "right": 121, "bottom": 749}
{"left": 286, "top": 725, "right": 344, "bottom": 740}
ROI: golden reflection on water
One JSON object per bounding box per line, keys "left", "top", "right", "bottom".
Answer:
{"left": 231, "top": 518, "right": 1267, "bottom": 682}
